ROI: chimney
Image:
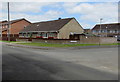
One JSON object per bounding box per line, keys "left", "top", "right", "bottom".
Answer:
{"left": 58, "top": 18, "right": 61, "bottom": 20}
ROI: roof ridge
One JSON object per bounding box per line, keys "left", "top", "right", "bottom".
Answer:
{"left": 1, "top": 18, "right": 30, "bottom": 25}
{"left": 32, "top": 17, "right": 74, "bottom": 24}
{"left": 21, "top": 17, "right": 76, "bottom": 32}
{"left": 96, "top": 22, "right": 120, "bottom": 25}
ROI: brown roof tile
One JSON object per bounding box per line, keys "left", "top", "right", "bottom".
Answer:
{"left": 92, "top": 23, "right": 120, "bottom": 30}
{"left": 0, "top": 18, "right": 31, "bottom": 32}
{"left": 1, "top": 18, "right": 31, "bottom": 25}
{"left": 0, "top": 20, "right": 7, "bottom": 24}
{"left": 21, "top": 18, "right": 74, "bottom": 32}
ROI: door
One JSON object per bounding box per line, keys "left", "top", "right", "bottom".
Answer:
{"left": 43, "top": 33, "right": 48, "bottom": 38}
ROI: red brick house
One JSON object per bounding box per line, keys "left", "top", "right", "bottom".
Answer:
{"left": 0, "top": 18, "right": 31, "bottom": 41}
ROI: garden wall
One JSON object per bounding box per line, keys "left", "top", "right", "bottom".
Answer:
{"left": 17, "top": 36, "right": 118, "bottom": 44}
{"left": 100, "top": 37, "right": 118, "bottom": 44}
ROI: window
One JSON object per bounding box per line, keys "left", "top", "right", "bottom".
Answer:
{"left": 92, "top": 30, "right": 96, "bottom": 33}
{"left": 98, "top": 30, "right": 101, "bottom": 33}
{"left": 107, "top": 30, "right": 110, "bottom": 33}
{"left": 101, "top": 30, "right": 105, "bottom": 33}
{"left": 27, "top": 33, "right": 31, "bottom": 37}
{"left": 115, "top": 30, "right": 117, "bottom": 33}
{"left": 117, "top": 30, "right": 119, "bottom": 33}
{"left": 48, "top": 32, "right": 57, "bottom": 37}
{"left": 37, "top": 33, "right": 42, "bottom": 37}
{"left": 48, "top": 33, "right": 52, "bottom": 37}
{"left": 103, "top": 30, "right": 106, "bottom": 33}
{"left": 113, "top": 30, "right": 115, "bottom": 33}
{"left": 24, "top": 25, "right": 26, "bottom": 28}
{"left": 110, "top": 30, "right": 113, "bottom": 33}
{"left": 96, "top": 30, "right": 98, "bottom": 33}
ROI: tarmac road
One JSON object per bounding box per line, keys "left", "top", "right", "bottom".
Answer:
{"left": 2, "top": 43, "right": 118, "bottom": 80}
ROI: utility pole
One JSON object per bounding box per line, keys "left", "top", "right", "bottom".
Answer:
{"left": 99, "top": 18, "right": 103, "bottom": 46}
{"left": 106, "top": 26, "right": 108, "bottom": 37}
{"left": 100, "top": 18, "right": 103, "bottom": 36}
{"left": 0, "top": 23, "right": 2, "bottom": 38}
{"left": 7, "top": 2, "right": 10, "bottom": 41}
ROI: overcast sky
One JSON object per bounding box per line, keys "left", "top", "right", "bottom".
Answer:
{"left": 0, "top": 1, "right": 119, "bottom": 29}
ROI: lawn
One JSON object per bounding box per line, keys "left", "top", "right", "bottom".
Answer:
{"left": 17, "top": 42, "right": 120, "bottom": 48}
{"left": 0, "top": 40, "right": 16, "bottom": 43}
{"left": 1, "top": 40, "right": 119, "bottom": 47}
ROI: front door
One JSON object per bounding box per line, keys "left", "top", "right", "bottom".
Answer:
{"left": 43, "top": 33, "right": 48, "bottom": 38}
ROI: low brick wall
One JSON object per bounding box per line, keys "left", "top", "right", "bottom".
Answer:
{"left": 32, "top": 39, "right": 80, "bottom": 44}
{"left": 100, "top": 37, "right": 117, "bottom": 44}
{"left": 30, "top": 37, "right": 100, "bottom": 44}
{"left": 79, "top": 36, "right": 99, "bottom": 44}
{"left": 17, "top": 37, "right": 118, "bottom": 44}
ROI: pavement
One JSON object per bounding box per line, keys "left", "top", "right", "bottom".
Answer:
{"left": 2, "top": 42, "right": 118, "bottom": 80}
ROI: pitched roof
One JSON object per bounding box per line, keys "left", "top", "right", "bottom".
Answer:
{"left": 0, "top": 18, "right": 31, "bottom": 32}
{"left": 92, "top": 23, "right": 120, "bottom": 30}
{"left": 21, "top": 18, "right": 74, "bottom": 32}
{"left": 0, "top": 20, "right": 7, "bottom": 24}
{"left": 1, "top": 18, "right": 31, "bottom": 25}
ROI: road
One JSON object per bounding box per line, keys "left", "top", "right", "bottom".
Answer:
{"left": 0, "top": 42, "right": 2, "bottom": 81}
{"left": 2, "top": 43, "right": 118, "bottom": 80}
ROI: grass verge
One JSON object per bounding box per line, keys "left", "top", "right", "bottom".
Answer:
{"left": 0, "top": 40, "right": 19, "bottom": 43}
{"left": 17, "top": 42, "right": 120, "bottom": 48}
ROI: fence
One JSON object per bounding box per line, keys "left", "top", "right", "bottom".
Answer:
{"left": 1, "top": 34, "right": 19, "bottom": 41}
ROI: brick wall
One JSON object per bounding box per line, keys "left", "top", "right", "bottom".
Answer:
{"left": 17, "top": 36, "right": 118, "bottom": 44}
{"left": 58, "top": 19, "right": 84, "bottom": 39}
{"left": 2, "top": 19, "right": 31, "bottom": 34}
{"left": 100, "top": 37, "right": 118, "bottom": 44}
{"left": 11, "top": 20, "right": 30, "bottom": 34}
{"left": 2, "top": 19, "right": 31, "bottom": 41}
{"left": 79, "top": 36, "right": 99, "bottom": 44}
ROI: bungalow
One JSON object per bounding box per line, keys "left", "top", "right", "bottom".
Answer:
{"left": 92, "top": 23, "right": 120, "bottom": 37}
{"left": 0, "top": 18, "right": 31, "bottom": 41}
{"left": 19, "top": 17, "right": 84, "bottom": 39}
